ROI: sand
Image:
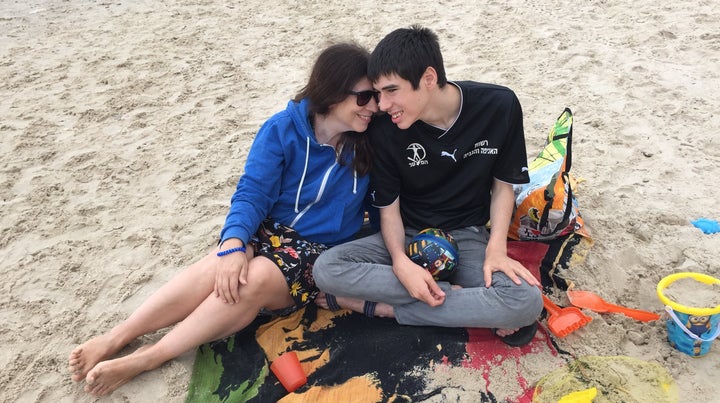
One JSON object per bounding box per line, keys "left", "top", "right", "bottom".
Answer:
{"left": 1, "top": 0, "right": 719, "bottom": 402}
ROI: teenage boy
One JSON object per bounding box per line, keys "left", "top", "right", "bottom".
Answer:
{"left": 314, "top": 25, "right": 542, "bottom": 346}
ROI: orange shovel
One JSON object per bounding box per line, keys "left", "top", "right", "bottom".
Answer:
{"left": 566, "top": 290, "right": 660, "bottom": 322}
{"left": 542, "top": 294, "right": 592, "bottom": 338}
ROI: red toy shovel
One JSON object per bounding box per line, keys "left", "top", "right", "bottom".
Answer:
{"left": 567, "top": 290, "right": 660, "bottom": 322}
{"left": 542, "top": 294, "right": 592, "bottom": 338}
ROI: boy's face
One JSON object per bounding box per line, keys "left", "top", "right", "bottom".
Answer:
{"left": 374, "top": 73, "right": 428, "bottom": 130}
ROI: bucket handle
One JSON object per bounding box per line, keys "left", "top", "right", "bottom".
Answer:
{"left": 665, "top": 306, "right": 720, "bottom": 342}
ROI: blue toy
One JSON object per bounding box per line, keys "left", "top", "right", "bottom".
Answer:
{"left": 691, "top": 218, "right": 720, "bottom": 234}
{"left": 406, "top": 228, "right": 459, "bottom": 281}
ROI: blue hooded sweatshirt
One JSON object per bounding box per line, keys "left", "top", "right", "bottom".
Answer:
{"left": 220, "top": 98, "right": 369, "bottom": 247}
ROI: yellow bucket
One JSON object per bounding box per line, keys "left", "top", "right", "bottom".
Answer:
{"left": 657, "top": 272, "right": 720, "bottom": 357}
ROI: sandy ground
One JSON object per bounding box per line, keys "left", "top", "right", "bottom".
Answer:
{"left": 1, "top": 0, "right": 719, "bottom": 402}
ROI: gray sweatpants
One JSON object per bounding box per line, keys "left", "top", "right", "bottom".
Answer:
{"left": 313, "top": 226, "right": 543, "bottom": 329}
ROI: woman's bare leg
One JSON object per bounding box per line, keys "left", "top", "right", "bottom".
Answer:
{"left": 69, "top": 250, "right": 223, "bottom": 382}
{"left": 83, "top": 256, "right": 292, "bottom": 397}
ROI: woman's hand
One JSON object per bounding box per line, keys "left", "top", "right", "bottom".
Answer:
{"left": 214, "top": 247, "right": 249, "bottom": 304}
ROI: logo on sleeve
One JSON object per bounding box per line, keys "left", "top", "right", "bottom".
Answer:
{"left": 406, "top": 143, "right": 428, "bottom": 167}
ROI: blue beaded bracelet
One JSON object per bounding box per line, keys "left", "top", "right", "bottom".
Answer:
{"left": 216, "top": 246, "right": 246, "bottom": 257}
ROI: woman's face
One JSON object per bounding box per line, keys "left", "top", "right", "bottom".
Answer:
{"left": 331, "top": 77, "right": 378, "bottom": 133}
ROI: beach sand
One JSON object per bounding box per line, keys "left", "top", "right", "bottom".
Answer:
{"left": 1, "top": 0, "right": 719, "bottom": 401}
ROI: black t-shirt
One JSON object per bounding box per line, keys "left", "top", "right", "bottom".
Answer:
{"left": 369, "top": 81, "right": 530, "bottom": 230}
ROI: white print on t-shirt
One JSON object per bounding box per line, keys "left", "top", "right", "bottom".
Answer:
{"left": 440, "top": 149, "right": 458, "bottom": 162}
{"left": 406, "top": 143, "right": 429, "bottom": 167}
{"left": 463, "top": 139, "right": 497, "bottom": 159}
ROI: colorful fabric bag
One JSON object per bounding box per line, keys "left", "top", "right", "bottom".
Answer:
{"left": 509, "top": 108, "right": 586, "bottom": 241}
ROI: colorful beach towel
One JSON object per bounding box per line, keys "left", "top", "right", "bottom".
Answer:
{"left": 186, "top": 235, "right": 589, "bottom": 403}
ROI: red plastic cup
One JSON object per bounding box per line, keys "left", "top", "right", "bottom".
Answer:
{"left": 270, "top": 351, "right": 307, "bottom": 392}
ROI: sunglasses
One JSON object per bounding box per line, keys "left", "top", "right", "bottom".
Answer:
{"left": 349, "top": 90, "right": 380, "bottom": 106}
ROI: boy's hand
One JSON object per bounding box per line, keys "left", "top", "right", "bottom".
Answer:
{"left": 483, "top": 250, "right": 540, "bottom": 288}
{"left": 394, "top": 258, "right": 446, "bottom": 306}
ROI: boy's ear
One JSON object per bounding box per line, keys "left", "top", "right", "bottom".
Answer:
{"left": 421, "top": 66, "right": 438, "bottom": 88}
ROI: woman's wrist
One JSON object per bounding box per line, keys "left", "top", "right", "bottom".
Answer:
{"left": 217, "top": 246, "right": 246, "bottom": 257}
{"left": 217, "top": 238, "right": 246, "bottom": 256}
{"left": 219, "top": 237, "right": 244, "bottom": 248}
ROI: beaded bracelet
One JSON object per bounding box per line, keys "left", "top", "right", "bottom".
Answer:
{"left": 216, "top": 246, "right": 246, "bottom": 257}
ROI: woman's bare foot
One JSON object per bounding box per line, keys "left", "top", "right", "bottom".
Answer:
{"left": 83, "top": 345, "right": 155, "bottom": 397}
{"left": 68, "top": 333, "right": 127, "bottom": 382}
{"left": 315, "top": 292, "right": 395, "bottom": 318}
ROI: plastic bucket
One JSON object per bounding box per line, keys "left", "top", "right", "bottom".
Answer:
{"left": 657, "top": 272, "right": 720, "bottom": 357}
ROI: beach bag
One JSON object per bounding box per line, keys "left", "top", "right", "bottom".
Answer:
{"left": 509, "top": 108, "right": 585, "bottom": 241}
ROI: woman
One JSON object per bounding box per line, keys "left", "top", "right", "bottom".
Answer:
{"left": 68, "top": 42, "right": 378, "bottom": 397}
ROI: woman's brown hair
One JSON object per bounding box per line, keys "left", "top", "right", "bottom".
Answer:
{"left": 294, "top": 43, "right": 373, "bottom": 176}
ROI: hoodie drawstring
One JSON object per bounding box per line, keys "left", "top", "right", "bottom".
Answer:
{"left": 292, "top": 138, "right": 357, "bottom": 228}
{"left": 352, "top": 147, "right": 357, "bottom": 194}
{"left": 295, "top": 137, "right": 310, "bottom": 213}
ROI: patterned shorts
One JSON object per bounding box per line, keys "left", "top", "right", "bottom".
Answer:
{"left": 248, "top": 219, "right": 328, "bottom": 315}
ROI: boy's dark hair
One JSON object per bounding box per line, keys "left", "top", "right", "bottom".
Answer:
{"left": 368, "top": 25, "right": 447, "bottom": 89}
